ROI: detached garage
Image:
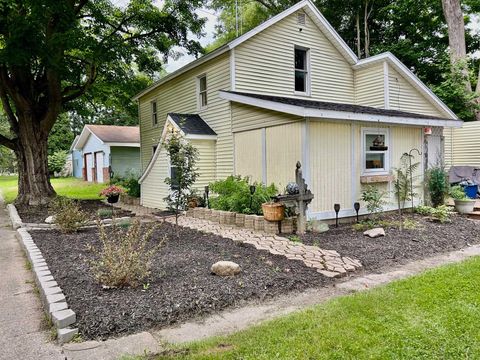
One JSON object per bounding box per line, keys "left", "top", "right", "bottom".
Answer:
{"left": 74, "top": 125, "right": 141, "bottom": 183}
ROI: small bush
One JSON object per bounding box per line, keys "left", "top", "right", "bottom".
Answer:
{"left": 450, "top": 185, "right": 467, "bottom": 200}
{"left": 50, "top": 197, "right": 89, "bottom": 233}
{"left": 361, "top": 186, "right": 387, "bottom": 218}
{"left": 209, "top": 176, "right": 278, "bottom": 215}
{"left": 48, "top": 150, "right": 68, "bottom": 176}
{"left": 416, "top": 205, "right": 453, "bottom": 223}
{"left": 87, "top": 219, "right": 163, "bottom": 287}
{"left": 110, "top": 170, "right": 141, "bottom": 198}
{"left": 427, "top": 167, "right": 449, "bottom": 207}
{"left": 97, "top": 208, "right": 113, "bottom": 218}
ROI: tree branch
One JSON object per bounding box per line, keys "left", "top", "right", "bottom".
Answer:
{"left": 0, "top": 84, "right": 19, "bottom": 134}
{"left": 0, "top": 133, "right": 16, "bottom": 151}
{"left": 61, "top": 63, "right": 97, "bottom": 104}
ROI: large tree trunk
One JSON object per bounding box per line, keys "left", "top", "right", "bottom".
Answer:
{"left": 14, "top": 113, "right": 55, "bottom": 206}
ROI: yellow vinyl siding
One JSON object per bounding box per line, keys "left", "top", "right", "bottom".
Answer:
{"left": 234, "top": 12, "right": 355, "bottom": 103}
{"left": 444, "top": 122, "right": 480, "bottom": 168}
{"left": 190, "top": 139, "right": 216, "bottom": 190}
{"left": 265, "top": 122, "right": 302, "bottom": 190}
{"left": 308, "top": 121, "right": 352, "bottom": 212}
{"left": 234, "top": 130, "right": 263, "bottom": 182}
{"left": 354, "top": 64, "right": 385, "bottom": 108}
{"left": 138, "top": 52, "right": 232, "bottom": 177}
{"left": 388, "top": 68, "right": 444, "bottom": 117}
{"left": 141, "top": 147, "right": 169, "bottom": 209}
{"left": 231, "top": 102, "right": 302, "bottom": 132}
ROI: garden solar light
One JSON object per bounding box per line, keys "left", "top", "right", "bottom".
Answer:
{"left": 204, "top": 185, "right": 209, "bottom": 208}
{"left": 334, "top": 203, "right": 340, "bottom": 228}
{"left": 354, "top": 202, "right": 360, "bottom": 223}
{"left": 249, "top": 185, "right": 256, "bottom": 210}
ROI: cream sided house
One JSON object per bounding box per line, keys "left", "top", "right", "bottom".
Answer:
{"left": 135, "top": 0, "right": 461, "bottom": 220}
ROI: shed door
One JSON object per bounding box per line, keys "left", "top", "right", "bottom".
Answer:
{"left": 86, "top": 154, "right": 93, "bottom": 182}
{"left": 95, "top": 152, "right": 104, "bottom": 183}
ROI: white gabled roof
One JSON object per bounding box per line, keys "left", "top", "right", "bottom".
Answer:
{"left": 353, "top": 52, "right": 458, "bottom": 120}
{"left": 133, "top": 0, "right": 358, "bottom": 100}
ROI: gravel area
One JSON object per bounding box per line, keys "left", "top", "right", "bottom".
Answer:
{"left": 31, "top": 222, "right": 331, "bottom": 340}
{"left": 300, "top": 214, "right": 480, "bottom": 272}
{"left": 17, "top": 200, "right": 132, "bottom": 223}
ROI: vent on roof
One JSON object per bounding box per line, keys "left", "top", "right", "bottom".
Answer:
{"left": 297, "top": 12, "right": 306, "bottom": 26}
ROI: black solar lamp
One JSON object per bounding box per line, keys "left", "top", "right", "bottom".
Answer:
{"left": 204, "top": 185, "right": 209, "bottom": 209}
{"left": 354, "top": 202, "right": 360, "bottom": 223}
{"left": 334, "top": 203, "right": 341, "bottom": 228}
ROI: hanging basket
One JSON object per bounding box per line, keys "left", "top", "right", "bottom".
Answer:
{"left": 262, "top": 202, "right": 285, "bottom": 221}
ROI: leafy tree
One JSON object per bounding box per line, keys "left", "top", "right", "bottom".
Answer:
{"left": 0, "top": 111, "right": 15, "bottom": 173}
{"left": 0, "top": 0, "right": 207, "bottom": 205}
{"left": 163, "top": 133, "right": 199, "bottom": 225}
{"left": 48, "top": 150, "right": 68, "bottom": 176}
{"left": 48, "top": 114, "right": 75, "bottom": 155}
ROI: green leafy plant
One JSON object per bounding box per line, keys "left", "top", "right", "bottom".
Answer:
{"left": 361, "top": 185, "right": 387, "bottom": 219}
{"left": 48, "top": 150, "right": 68, "bottom": 176}
{"left": 163, "top": 134, "right": 199, "bottom": 225}
{"left": 450, "top": 185, "right": 468, "bottom": 200}
{"left": 288, "top": 235, "right": 302, "bottom": 243}
{"left": 97, "top": 208, "right": 113, "bottom": 218}
{"left": 209, "top": 175, "right": 278, "bottom": 215}
{"left": 427, "top": 166, "right": 449, "bottom": 207}
{"left": 50, "top": 197, "right": 89, "bottom": 233}
{"left": 88, "top": 219, "right": 163, "bottom": 288}
{"left": 393, "top": 153, "right": 420, "bottom": 212}
{"left": 110, "top": 170, "right": 141, "bottom": 198}
{"left": 416, "top": 205, "right": 454, "bottom": 223}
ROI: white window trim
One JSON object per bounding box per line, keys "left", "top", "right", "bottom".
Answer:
{"left": 197, "top": 74, "right": 208, "bottom": 111}
{"left": 293, "top": 45, "right": 311, "bottom": 96}
{"left": 361, "top": 127, "right": 390, "bottom": 175}
{"left": 151, "top": 100, "right": 158, "bottom": 127}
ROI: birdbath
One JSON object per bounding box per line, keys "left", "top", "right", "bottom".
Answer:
{"left": 273, "top": 161, "right": 314, "bottom": 234}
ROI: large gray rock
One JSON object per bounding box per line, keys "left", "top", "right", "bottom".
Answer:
{"left": 308, "top": 220, "right": 329, "bottom": 233}
{"left": 211, "top": 261, "right": 241, "bottom": 276}
{"left": 363, "top": 227, "right": 385, "bottom": 238}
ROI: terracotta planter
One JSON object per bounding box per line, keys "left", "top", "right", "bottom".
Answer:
{"left": 454, "top": 199, "right": 475, "bottom": 214}
{"left": 262, "top": 203, "right": 285, "bottom": 221}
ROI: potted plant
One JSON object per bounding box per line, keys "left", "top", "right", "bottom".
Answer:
{"left": 262, "top": 201, "right": 285, "bottom": 221}
{"left": 100, "top": 185, "right": 125, "bottom": 204}
{"left": 450, "top": 185, "right": 475, "bottom": 214}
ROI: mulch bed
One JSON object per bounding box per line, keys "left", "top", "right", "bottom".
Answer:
{"left": 300, "top": 214, "right": 480, "bottom": 272}
{"left": 16, "top": 200, "right": 132, "bottom": 223}
{"left": 31, "top": 223, "right": 331, "bottom": 340}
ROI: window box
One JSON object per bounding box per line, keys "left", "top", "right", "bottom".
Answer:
{"left": 360, "top": 175, "right": 394, "bottom": 184}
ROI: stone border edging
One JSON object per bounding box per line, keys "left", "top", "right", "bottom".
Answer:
{"left": 7, "top": 203, "right": 22, "bottom": 229}
{"left": 16, "top": 227, "right": 78, "bottom": 344}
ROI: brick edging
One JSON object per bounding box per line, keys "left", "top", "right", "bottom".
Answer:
{"left": 7, "top": 203, "right": 23, "bottom": 229}
{"left": 16, "top": 228, "right": 79, "bottom": 344}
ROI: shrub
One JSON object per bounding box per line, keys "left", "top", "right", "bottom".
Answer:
{"left": 427, "top": 167, "right": 449, "bottom": 207}
{"left": 209, "top": 176, "right": 278, "bottom": 215}
{"left": 416, "top": 205, "right": 454, "bottom": 223}
{"left": 450, "top": 185, "right": 467, "bottom": 200}
{"left": 87, "top": 219, "right": 163, "bottom": 287}
{"left": 111, "top": 170, "right": 141, "bottom": 198}
{"left": 97, "top": 208, "right": 113, "bottom": 218}
{"left": 50, "top": 197, "right": 89, "bottom": 233}
{"left": 48, "top": 150, "right": 68, "bottom": 176}
{"left": 361, "top": 185, "right": 386, "bottom": 218}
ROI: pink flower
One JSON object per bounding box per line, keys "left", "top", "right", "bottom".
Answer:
{"left": 100, "top": 185, "right": 125, "bottom": 197}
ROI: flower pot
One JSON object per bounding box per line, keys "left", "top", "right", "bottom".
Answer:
{"left": 107, "top": 194, "right": 119, "bottom": 204}
{"left": 262, "top": 203, "right": 285, "bottom": 221}
{"left": 454, "top": 199, "right": 475, "bottom": 214}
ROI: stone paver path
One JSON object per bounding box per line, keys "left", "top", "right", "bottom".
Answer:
{"left": 165, "top": 216, "right": 362, "bottom": 278}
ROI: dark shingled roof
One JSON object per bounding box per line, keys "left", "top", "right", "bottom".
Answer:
{"left": 168, "top": 113, "right": 216, "bottom": 136}
{"left": 226, "top": 91, "right": 453, "bottom": 121}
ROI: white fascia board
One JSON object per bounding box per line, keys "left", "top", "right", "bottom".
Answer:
{"left": 353, "top": 52, "right": 458, "bottom": 120}
{"left": 219, "top": 90, "right": 463, "bottom": 128}
{"left": 104, "top": 142, "right": 140, "bottom": 148}
{"left": 185, "top": 134, "right": 217, "bottom": 141}
{"left": 74, "top": 126, "right": 105, "bottom": 150}
{"left": 132, "top": 46, "right": 230, "bottom": 101}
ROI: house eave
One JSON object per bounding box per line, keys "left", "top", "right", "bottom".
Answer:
{"left": 219, "top": 90, "right": 463, "bottom": 128}
{"left": 105, "top": 142, "right": 140, "bottom": 148}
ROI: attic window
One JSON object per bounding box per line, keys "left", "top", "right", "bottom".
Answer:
{"left": 297, "top": 13, "right": 306, "bottom": 26}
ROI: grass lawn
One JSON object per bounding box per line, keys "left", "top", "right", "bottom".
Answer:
{"left": 134, "top": 257, "right": 480, "bottom": 360}
{"left": 0, "top": 176, "right": 105, "bottom": 203}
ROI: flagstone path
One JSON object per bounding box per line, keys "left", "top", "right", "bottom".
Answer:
{"left": 164, "top": 216, "right": 363, "bottom": 278}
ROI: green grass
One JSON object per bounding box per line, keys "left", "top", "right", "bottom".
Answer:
{"left": 0, "top": 176, "right": 105, "bottom": 203}
{"left": 131, "top": 257, "right": 480, "bottom": 360}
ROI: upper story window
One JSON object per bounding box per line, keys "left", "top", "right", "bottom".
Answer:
{"left": 197, "top": 74, "right": 208, "bottom": 109}
{"left": 294, "top": 46, "right": 310, "bottom": 94}
{"left": 362, "top": 128, "right": 390, "bottom": 174}
{"left": 151, "top": 101, "right": 158, "bottom": 126}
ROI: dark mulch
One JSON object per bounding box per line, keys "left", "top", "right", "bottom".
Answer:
{"left": 16, "top": 200, "right": 132, "bottom": 223}
{"left": 300, "top": 214, "right": 480, "bottom": 272}
{"left": 31, "top": 223, "right": 331, "bottom": 340}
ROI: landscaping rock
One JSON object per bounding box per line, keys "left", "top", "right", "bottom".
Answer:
{"left": 363, "top": 227, "right": 385, "bottom": 238}
{"left": 210, "top": 261, "right": 241, "bottom": 276}
{"left": 308, "top": 220, "right": 329, "bottom": 233}
{"left": 45, "top": 215, "right": 56, "bottom": 224}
